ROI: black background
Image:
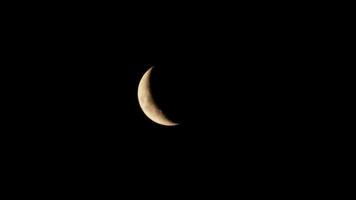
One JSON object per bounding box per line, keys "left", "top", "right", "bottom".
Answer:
{"left": 2, "top": 2, "right": 324, "bottom": 193}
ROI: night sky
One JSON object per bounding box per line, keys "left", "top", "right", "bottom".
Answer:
{"left": 3, "top": 3, "right": 317, "bottom": 192}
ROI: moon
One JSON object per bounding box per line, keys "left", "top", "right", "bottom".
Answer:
{"left": 137, "top": 67, "right": 179, "bottom": 126}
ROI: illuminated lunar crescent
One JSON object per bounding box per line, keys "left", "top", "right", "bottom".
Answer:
{"left": 137, "top": 67, "right": 178, "bottom": 126}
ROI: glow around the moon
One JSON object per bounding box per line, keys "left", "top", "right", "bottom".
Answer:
{"left": 137, "top": 67, "right": 178, "bottom": 126}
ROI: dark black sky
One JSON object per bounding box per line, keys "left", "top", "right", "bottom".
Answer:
{"left": 3, "top": 4, "right": 320, "bottom": 190}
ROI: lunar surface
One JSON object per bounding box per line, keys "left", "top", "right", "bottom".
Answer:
{"left": 137, "top": 67, "right": 178, "bottom": 126}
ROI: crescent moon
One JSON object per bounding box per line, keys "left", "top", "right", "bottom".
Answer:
{"left": 137, "top": 67, "right": 179, "bottom": 126}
